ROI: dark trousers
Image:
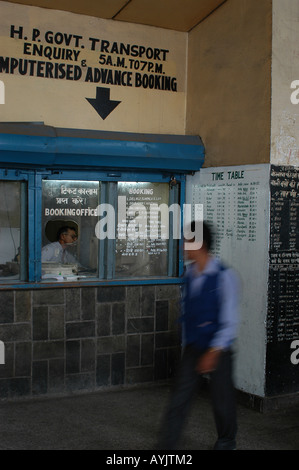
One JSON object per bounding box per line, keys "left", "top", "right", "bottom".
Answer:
{"left": 157, "top": 345, "right": 237, "bottom": 450}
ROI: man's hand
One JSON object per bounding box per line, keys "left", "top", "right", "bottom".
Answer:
{"left": 196, "top": 348, "right": 222, "bottom": 374}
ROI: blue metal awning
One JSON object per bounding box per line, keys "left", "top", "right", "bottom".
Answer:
{"left": 0, "top": 123, "right": 205, "bottom": 173}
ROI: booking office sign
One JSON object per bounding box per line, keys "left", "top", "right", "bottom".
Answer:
{"left": 0, "top": 2, "right": 186, "bottom": 133}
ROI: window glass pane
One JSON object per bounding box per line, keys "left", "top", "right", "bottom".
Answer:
{"left": 42, "top": 180, "right": 100, "bottom": 280}
{"left": 116, "top": 182, "right": 170, "bottom": 277}
{"left": 0, "top": 181, "right": 21, "bottom": 281}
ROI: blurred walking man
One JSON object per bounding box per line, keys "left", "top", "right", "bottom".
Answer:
{"left": 158, "top": 221, "right": 240, "bottom": 450}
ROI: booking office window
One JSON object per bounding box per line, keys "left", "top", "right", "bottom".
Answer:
{"left": 42, "top": 180, "right": 100, "bottom": 279}
{"left": 41, "top": 177, "right": 180, "bottom": 281}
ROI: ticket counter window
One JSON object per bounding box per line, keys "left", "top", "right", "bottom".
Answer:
{"left": 41, "top": 180, "right": 100, "bottom": 280}
{"left": 0, "top": 181, "right": 23, "bottom": 281}
{"left": 116, "top": 182, "right": 179, "bottom": 278}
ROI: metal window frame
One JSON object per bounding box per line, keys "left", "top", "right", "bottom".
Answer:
{"left": 0, "top": 125, "right": 205, "bottom": 289}
{"left": 38, "top": 169, "right": 185, "bottom": 285}
{"left": 0, "top": 169, "right": 186, "bottom": 288}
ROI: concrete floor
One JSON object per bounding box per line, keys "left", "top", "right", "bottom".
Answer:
{"left": 0, "top": 384, "right": 299, "bottom": 450}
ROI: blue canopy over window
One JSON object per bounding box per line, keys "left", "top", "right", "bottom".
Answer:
{"left": 0, "top": 123, "right": 205, "bottom": 173}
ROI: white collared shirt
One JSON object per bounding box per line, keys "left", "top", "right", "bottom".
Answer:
{"left": 41, "top": 241, "right": 78, "bottom": 264}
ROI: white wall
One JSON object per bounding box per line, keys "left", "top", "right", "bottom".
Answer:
{"left": 271, "top": 0, "right": 299, "bottom": 166}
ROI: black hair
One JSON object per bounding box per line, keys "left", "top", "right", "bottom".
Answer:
{"left": 190, "top": 220, "right": 213, "bottom": 251}
{"left": 56, "top": 226, "right": 77, "bottom": 241}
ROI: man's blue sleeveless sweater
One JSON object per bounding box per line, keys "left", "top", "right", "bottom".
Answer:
{"left": 182, "top": 264, "right": 226, "bottom": 351}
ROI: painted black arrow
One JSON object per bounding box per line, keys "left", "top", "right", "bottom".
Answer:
{"left": 86, "top": 87, "right": 121, "bottom": 120}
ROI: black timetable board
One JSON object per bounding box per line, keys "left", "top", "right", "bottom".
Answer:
{"left": 266, "top": 165, "right": 299, "bottom": 395}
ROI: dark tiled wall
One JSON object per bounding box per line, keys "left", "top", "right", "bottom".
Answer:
{"left": 0, "top": 285, "right": 181, "bottom": 399}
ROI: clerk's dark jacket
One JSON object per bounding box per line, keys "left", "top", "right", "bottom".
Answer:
{"left": 180, "top": 257, "right": 239, "bottom": 352}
